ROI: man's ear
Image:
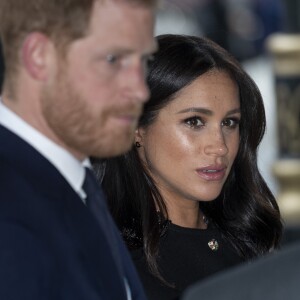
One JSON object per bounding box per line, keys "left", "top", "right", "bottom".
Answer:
{"left": 21, "top": 32, "right": 54, "bottom": 81}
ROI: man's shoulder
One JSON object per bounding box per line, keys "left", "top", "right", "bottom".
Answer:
{"left": 0, "top": 157, "right": 29, "bottom": 193}
{"left": 0, "top": 128, "right": 73, "bottom": 199}
{"left": 0, "top": 148, "right": 70, "bottom": 218}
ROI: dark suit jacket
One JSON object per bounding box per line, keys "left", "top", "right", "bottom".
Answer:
{"left": 182, "top": 242, "right": 300, "bottom": 300}
{"left": 0, "top": 124, "right": 146, "bottom": 300}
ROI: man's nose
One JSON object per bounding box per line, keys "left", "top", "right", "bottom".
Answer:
{"left": 125, "top": 62, "right": 150, "bottom": 103}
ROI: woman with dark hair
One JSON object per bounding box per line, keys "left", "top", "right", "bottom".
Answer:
{"left": 93, "top": 34, "right": 282, "bottom": 300}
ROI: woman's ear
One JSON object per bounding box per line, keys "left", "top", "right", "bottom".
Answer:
{"left": 135, "top": 128, "right": 145, "bottom": 148}
{"left": 135, "top": 128, "right": 142, "bottom": 143}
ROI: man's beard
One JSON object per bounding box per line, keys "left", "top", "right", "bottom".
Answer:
{"left": 40, "top": 70, "right": 137, "bottom": 159}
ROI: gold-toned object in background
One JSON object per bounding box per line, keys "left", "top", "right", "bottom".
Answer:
{"left": 267, "top": 33, "right": 300, "bottom": 224}
{"left": 273, "top": 160, "right": 300, "bottom": 223}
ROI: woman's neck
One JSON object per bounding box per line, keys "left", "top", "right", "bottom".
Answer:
{"left": 165, "top": 200, "right": 207, "bottom": 229}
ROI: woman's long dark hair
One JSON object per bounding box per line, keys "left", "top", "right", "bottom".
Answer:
{"left": 93, "top": 34, "right": 282, "bottom": 280}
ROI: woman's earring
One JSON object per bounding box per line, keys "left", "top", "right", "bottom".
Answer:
{"left": 135, "top": 142, "right": 141, "bottom": 148}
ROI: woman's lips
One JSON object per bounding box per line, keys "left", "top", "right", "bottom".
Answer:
{"left": 196, "top": 166, "right": 227, "bottom": 181}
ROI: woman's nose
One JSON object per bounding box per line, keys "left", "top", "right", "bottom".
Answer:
{"left": 204, "top": 130, "right": 228, "bottom": 156}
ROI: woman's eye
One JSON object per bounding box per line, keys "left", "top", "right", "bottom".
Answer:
{"left": 185, "top": 117, "right": 204, "bottom": 128}
{"left": 222, "top": 118, "right": 240, "bottom": 128}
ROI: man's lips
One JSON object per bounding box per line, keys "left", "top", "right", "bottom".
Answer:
{"left": 114, "top": 114, "right": 139, "bottom": 125}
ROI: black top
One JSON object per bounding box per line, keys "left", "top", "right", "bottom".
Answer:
{"left": 131, "top": 222, "right": 244, "bottom": 300}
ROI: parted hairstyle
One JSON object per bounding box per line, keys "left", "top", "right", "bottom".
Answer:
{"left": 93, "top": 34, "right": 282, "bottom": 281}
{"left": 0, "top": 0, "right": 157, "bottom": 85}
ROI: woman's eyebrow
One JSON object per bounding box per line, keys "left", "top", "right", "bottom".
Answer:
{"left": 177, "top": 107, "right": 213, "bottom": 115}
{"left": 177, "top": 107, "right": 241, "bottom": 116}
{"left": 226, "top": 108, "right": 241, "bottom": 116}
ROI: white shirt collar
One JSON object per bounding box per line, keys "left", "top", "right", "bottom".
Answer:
{"left": 0, "top": 100, "right": 90, "bottom": 200}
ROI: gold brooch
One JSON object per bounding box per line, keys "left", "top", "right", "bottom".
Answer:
{"left": 208, "top": 239, "right": 219, "bottom": 251}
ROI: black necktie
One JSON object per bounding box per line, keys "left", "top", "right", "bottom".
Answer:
{"left": 82, "top": 167, "right": 129, "bottom": 299}
{"left": 82, "top": 167, "right": 119, "bottom": 259}
{"left": 82, "top": 167, "right": 121, "bottom": 255}
{"left": 82, "top": 167, "right": 106, "bottom": 211}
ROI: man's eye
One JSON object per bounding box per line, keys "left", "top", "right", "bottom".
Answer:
{"left": 145, "top": 54, "right": 155, "bottom": 64}
{"left": 141, "top": 55, "right": 155, "bottom": 74}
{"left": 105, "top": 54, "right": 119, "bottom": 64}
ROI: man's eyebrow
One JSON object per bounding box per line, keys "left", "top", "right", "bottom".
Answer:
{"left": 99, "top": 41, "right": 158, "bottom": 56}
{"left": 149, "top": 41, "right": 158, "bottom": 54}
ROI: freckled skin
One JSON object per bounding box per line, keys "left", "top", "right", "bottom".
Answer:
{"left": 137, "top": 71, "right": 240, "bottom": 218}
